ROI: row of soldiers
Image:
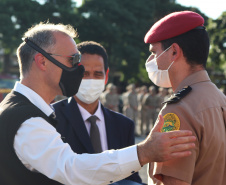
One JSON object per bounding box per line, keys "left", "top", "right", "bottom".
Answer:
{"left": 100, "top": 83, "right": 173, "bottom": 136}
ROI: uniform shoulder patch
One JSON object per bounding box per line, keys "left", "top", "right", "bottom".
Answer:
{"left": 162, "top": 86, "right": 192, "bottom": 105}
{"left": 161, "top": 113, "right": 180, "bottom": 132}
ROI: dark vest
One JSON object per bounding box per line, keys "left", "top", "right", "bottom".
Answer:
{"left": 0, "top": 91, "right": 62, "bottom": 185}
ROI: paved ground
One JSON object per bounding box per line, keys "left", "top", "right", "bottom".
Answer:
{"left": 135, "top": 136, "right": 148, "bottom": 184}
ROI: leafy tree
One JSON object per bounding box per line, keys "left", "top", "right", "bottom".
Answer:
{"left": 77, "top": 0, "right": 155, "bottom": 84}
{"left": 0, "top": 0, "right": 78, "bottom": 74}
{"left": 207, "top": 12, "right": 226, "bottom": 71}
{"left": 0, "top": 0, "right": 41, "bottom": 73}
{"left": 76, "top": 0, "right": 210, "bottom": 87}
{"left": 206, "top": 11, "right": 226, "bottom": 88}
{"left": 1, "top": 0, "right": 222, "bottom": 89}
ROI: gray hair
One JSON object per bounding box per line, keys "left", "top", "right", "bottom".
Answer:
{"left": 17, "top": 22, "right": 78, "bottom": 78}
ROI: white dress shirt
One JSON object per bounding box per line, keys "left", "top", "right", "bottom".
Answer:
{"left": 13, "top": 82, "right": 141, "bottom": 185}
{"left": 77, "top": 101, "right": 108, "bottom": 151}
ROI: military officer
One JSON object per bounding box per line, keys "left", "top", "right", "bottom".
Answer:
{"left": 156, "top": 87, "right": 168, "bottom": 110}
{"left": 101, "top": 83, "right": 119, "bottom": 112}
{"left": 137, "top": 85, "right": 148, "bottom": 135}
{"left": 123, "top": 84, "right": 138, "bottom": 124}
{"left": 143, "top": 86, "right": 159, "bottom": 134}
{"left": 144, "top": 11, "right": 226, "bottom": 185}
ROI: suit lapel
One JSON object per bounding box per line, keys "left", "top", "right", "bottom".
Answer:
{"left": 63, "top": 98, "right": 94, "bottom": 153}
{"left": 102, "top": 105, "right": 121, "bottom": 150}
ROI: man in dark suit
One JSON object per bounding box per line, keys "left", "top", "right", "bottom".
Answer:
{"left": 52, "top": 41, "right": 142, "bottom": 183}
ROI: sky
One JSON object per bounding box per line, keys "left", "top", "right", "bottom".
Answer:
{"left": 176, "top": 0, "right": 226, "bottom": 19}
{"left": 73, "top": 0, "right": 226, "bottom": 19}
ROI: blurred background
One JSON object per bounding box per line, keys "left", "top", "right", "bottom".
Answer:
{"left": 0, "top": 1, "right": 225, "bottom": 183}
{"left": 0, "top": 0, "right": 225, "bottom": 102}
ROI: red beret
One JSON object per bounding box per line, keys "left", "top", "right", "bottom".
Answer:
{"left": 144, "top": 11, "right": 204, "bottom": 43}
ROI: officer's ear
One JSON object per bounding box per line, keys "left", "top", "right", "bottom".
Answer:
{"left": 34, "top": 53, "right": 47, "bottom": 71}
{"left": 105, "top": 68, "right": 109, "bottom": 85}
{"left": 171, "top": 43, "right": 182, "bottom": 61}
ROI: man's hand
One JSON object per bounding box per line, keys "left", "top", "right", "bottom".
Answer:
{"left": 137, "top": 115, "right": 196, "bottom": 166}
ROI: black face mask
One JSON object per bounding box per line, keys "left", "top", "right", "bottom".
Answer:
{"left": 24, "top": 38, "right": 84, "bottom": 97}
{"left": 59, "top": 64, "right": 84, "bottom": 97}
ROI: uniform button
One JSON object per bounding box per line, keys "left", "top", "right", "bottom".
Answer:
{"left": 131, "top": 171, "right": 135, "bottom": 174}
{"left": 110, "top": 181, "right": 113, "bottom": 183}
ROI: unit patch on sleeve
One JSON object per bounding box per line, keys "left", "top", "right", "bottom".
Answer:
{"left": 161, "top": 113, "right": 180, "bottom": 132}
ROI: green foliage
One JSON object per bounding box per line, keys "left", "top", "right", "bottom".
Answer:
{"left": 207, "top": 12, "right": 226, "bottom": 72}
{"left": 0, "top": 0, "right": 225, "bottom": 85}
{"left": 76, "top": 0, "right": 156, "bottom": 82}
{"left": 76, "top": 0, "right": 212, "bottom": 83}
{"left": 0, "top": 0, "right": 78, "bottom": 73}
{"left": 0, "top": 0, "right": 78, "bottom": 49}
{"left": 206, "top": 11, "right": 226, "bottom": 88}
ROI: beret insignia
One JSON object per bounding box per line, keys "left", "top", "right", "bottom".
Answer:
{"left": 161, "top": 113, "right": 180, "bottom": 132}
{"left": 162, "top": 86, "right": 192, "bottom": 105}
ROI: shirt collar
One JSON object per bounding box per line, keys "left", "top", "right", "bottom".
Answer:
{"left": 175, "top": 70, "right": 210, "bottom": 93}
{"left": 13, "top": 82, "right": 54, "bottom": 117}
{"left": 77, "top": 100, "right": 103, "bottom": 122}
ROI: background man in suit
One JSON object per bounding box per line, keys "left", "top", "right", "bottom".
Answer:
{"left": 52, "top": 41, "right": 142, "bottom": 183}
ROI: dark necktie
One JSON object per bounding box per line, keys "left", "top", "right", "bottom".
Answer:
{"left": 87, "top": 115, "right": 102, "bottom": 153}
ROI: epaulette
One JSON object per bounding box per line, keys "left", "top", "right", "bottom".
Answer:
{"left": 162, "top": 86, "right": 192, "bottom": 104}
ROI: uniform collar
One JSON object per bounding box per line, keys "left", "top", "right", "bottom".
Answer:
{"left": 175, "top": 70, "right": 210, "bottom": 93}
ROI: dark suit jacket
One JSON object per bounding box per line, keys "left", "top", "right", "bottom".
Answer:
{"left": 52, "top": 97, "right": 142, "bottom": 183}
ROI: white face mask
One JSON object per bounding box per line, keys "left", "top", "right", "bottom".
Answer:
{"left": 145, "top": 45, "right": 174, "bottom": 88}
{"left": 76, "top": 79, "right": 105, "bottom": 104}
